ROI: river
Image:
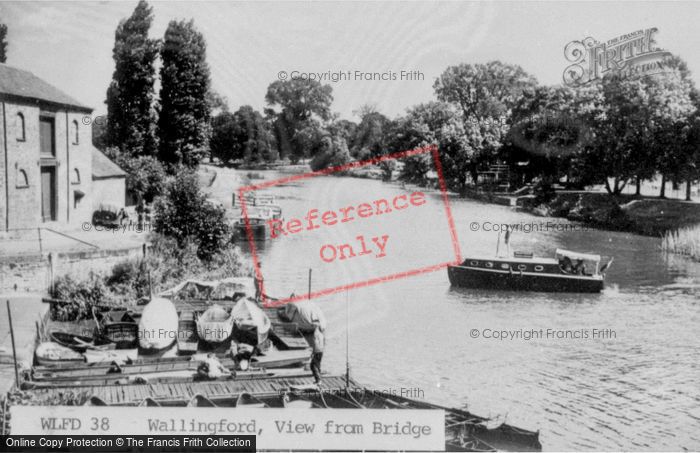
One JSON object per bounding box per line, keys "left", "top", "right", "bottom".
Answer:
{"left": 211, "top": 167, "right": 700, "bottom": 451}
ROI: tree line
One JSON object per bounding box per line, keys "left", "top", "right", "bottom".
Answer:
{"left": 210, "top": 59, "right": 700, "bottom": 201}
{"left": 5, "top": 1, "right": 699, "bottom": 202}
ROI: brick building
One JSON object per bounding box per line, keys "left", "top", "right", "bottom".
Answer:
{"left": 0, "top": 63, "right": 125, "bottom": 231}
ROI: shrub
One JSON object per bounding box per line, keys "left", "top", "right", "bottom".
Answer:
{"left": 153, "top": 169, "right": 231, "bottom": 260}
{"left": 49, "top": 234, "right": 250, "bottom": 312}
{"left": 103, "top": 148, "right": 167, "bottom": 203}
{"left": 105, "top": 259, "right": 150, "bottom": 301}
{"left": 310, "top": 135, "right": 351, "bottom": 171}
{"left": 50, "top": 273, "right": 111, "bottom": 321}
{"left": 532, "top": 176, "right": 556, "bottom": 205}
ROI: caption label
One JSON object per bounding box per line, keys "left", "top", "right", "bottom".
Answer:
{"left": 10, "top": 406, "right": 445, "bottom": 451}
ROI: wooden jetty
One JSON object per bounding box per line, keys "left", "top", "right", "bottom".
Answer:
{"left": 20, "top": 292, "right": 543, "bottom": 451}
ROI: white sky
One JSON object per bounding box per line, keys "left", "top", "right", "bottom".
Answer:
{"left": 1, "top": 1, "right": 700, "bottom": 120}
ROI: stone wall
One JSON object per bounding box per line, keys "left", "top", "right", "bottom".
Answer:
{"left": 0, "top": 246, "right": 143, "bottom": 294}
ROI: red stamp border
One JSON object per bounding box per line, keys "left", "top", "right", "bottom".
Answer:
{"left": 238, "top": 144, "right": 463, "bottom": 307}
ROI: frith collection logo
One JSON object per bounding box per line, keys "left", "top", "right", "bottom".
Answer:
{"left": 563, "top": 28, "right": 672, "bottom": 86}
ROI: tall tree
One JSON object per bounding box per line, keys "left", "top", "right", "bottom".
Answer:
{"left": 507, "top": 85, "right": 596, "bottom": 186}
{"left": 351, "top": 109, "right": 392, "bottom": 159}
{"left": 158, "top": 19, "right": 212, "bottom": 168}
{"left": 105, "top": 1, "right": 159, "bottom": 156}
{"left": 265, "top": 79, "right": 333, "bottom": 162}
{"left": 434, "top": 61, "right": 538, "bottom": 119}
{"left": 310, "top": 131, "right": 351, "bottom": 171}
{"left": 211, "top": 106, "right": 276, "bottom": 165}
{"left": 576, "top": 60, "right": 697, "bottom": 197}
{"left": 433, "top": 61, "right": 538, "bottom": 184}
{"left": 390, "top": 102, "right": 488, "bottom": 191}
{"left": 0, "top": 23, "right": 8, "bottom": 63}
{"left": 650, "top": 56, "right": 698, "bottom": 198}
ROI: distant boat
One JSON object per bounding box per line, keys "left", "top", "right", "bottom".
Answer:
{"left": 232, "top": 205, "right": 282, "bottom": 240}
{"left": 138, "top": 298, "right": 179, "bottom": 351}
{"left": 448, "top": 249, "right": 611, "bottom": 293}
{"left": 233, "top": 193, "right": 276, "bottom": 207}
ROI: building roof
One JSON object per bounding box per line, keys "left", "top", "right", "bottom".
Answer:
{"left": 0, "top": 63, "right": 92, "bottom": 112}
{"left": 92, "top": 148, "right": 126, "bottom": 180}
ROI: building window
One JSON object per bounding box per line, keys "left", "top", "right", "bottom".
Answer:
{"left": 40, "top": 116, "right": 56, "bottom": 157}
{"left": 16, "top": 113, "right": 26, "bottom": 141}
{"left": 16, "top": 169, "right": 29, "bottom": 188}
{"left": 72, "top": 168, "right": 80, "bottom": 185}
{"left": 72, "top": 120, "right": 79, "bottom": 145}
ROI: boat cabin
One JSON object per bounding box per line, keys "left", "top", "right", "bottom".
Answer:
{"left": 555, "top": 249, "right": 601, "bottom": 276}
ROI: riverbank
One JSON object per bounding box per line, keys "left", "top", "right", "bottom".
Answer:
{"left": 321, "top": 163, "right": 700, "bottom": 238}
{"left": 518, "top": 192, "right": 700, "bottom": 237}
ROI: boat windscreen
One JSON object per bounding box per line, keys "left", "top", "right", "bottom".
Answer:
{"left": 555, "top": 249, "right": 601, "bottom": 263}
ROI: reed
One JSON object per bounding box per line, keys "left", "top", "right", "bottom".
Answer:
{"left": 661, "top": 225, "right": 700, "bottom": 261}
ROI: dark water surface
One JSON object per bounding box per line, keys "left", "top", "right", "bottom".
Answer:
{"left": 223, "top": 168, "right": 699, "bottom": 450}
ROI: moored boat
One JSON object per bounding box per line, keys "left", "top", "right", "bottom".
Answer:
{"left": 177, "top": 318, "right": 199, "bottom": 354}
{"left": 231, "top": 298, "right": 271, "bottom": 347}
{"left": 34, "top": 342, "right": 84, "bottom": 367}
{"left": 196, "top": 304, "right": 234, "bottom": 344}
{"left": 49, "top": 332, "right": 114, "bottom": 353}
{"left": 232, "top": 204, "right": 282, "bottom": 241}
{"left": 448, "top": 249, "right": 612, "bottom": 293}
{"left": 233, "top": 192, "right": 277, "bottom": 207}
{"left": 83, "top": 348, "right": 138, "bottom": 364}
{"left": 97, "top": 311, "right": 139, "bottom": 349}
{"left": 138, "top": 297, "right": 179, "bottom": 351}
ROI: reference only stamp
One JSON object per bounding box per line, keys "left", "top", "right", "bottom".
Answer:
{"left": 238, "top": 145, "right": 462, "bottom": 307}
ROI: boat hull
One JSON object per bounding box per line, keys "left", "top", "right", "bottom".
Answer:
{"left": 233, "top": 222, "right": 268, "bottom": 241}
{"left": 448, "top": 265, "right": 604, "bottom": 293}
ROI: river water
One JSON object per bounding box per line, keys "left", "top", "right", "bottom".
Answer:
{"left": 213, "top": 167, "right": 700, "bottom": 451}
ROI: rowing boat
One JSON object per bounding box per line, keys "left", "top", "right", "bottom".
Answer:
{"left": 138, "top": 297, "right": 179, "bottom": 351}
{"left": 34, "top": 342, "right": 84, "bottom": 367}
{"left": 177, "top": 319, "right": 199, "bottom": 354}
{"left": 49, "top": 332, "right": 114, "bottom": 353}
{"left": 196, "top": 305, "right": 234, "bottom": 344}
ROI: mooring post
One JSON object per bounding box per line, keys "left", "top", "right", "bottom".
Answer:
{"left": 6, "top": 300, "right": 20, "bottom": 387}
{"left": 308, "top": 268, "right": 312, "bottom": 300}
{"left": 37, "top": 227, "right": 43, "bottom": 256}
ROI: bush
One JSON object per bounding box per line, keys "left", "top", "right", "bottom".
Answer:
{"left": 103, "top": 148, "right": 167, "bottom": 203}
{"left": 50, "top": 273, "right": 111, "bottom": 321}
{"left": 153, "top": 170, "right": 231, "bottom": 260}
{"left": 105, "top": 260, "right": 150, "bottom": 301}
{"left": 310, "top": 135, "right": 351, "bottom": 171}
{"left": 532, "top": 176, "right": 556, "bottom": 205}
{"left": 49, "top": 234, "right": 250, "bottom": 312}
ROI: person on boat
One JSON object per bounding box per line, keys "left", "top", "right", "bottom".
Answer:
{"left": 574, "top": 259, "right": 587, "bottom": 275}
{"left": 311, "top": 324, "right": 325, "bottom": 384}
{"left": 254, "top": 263, "right": 263, "bottom": 302}
{"left": 561, "top": 256, "right": 573, "bottom": 273}
{"left": 197, "top": 353, "right": 232, "bottom": 379}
